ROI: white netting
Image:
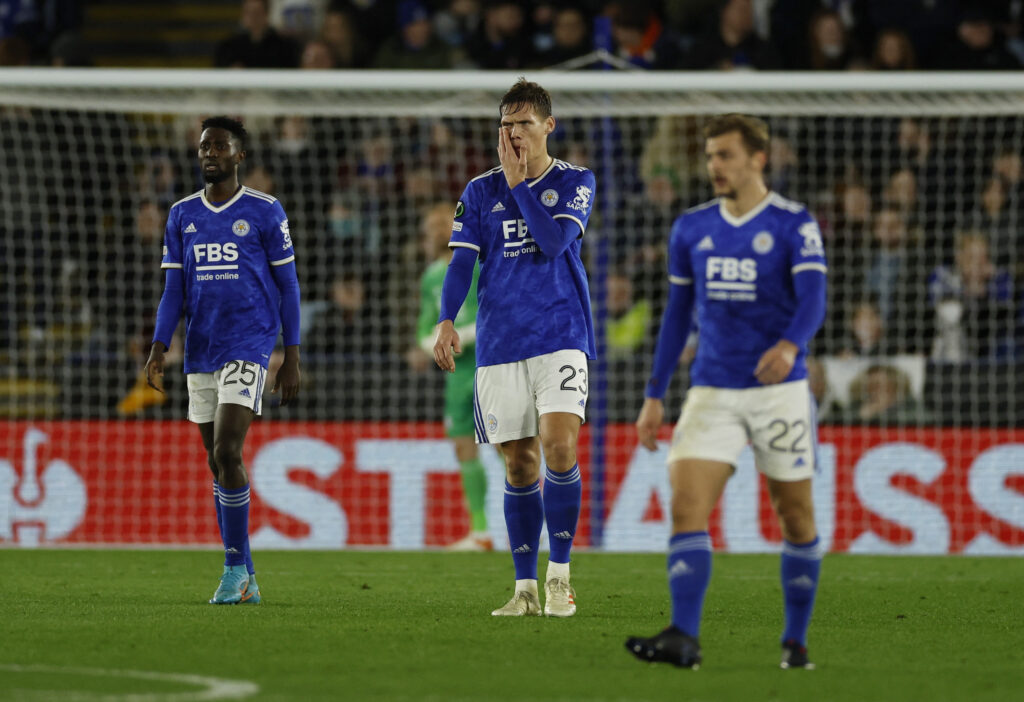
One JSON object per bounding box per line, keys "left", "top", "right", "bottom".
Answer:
{"left": 1, "top": 70, "right": 1022, "bottom": 554}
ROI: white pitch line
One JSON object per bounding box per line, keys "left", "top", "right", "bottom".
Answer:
{"left": 0, "top": 664, "right": 259, "bottom": 701}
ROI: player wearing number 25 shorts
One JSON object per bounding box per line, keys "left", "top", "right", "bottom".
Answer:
{"left": 145, "top": 116, "right": 301, "bottom": 606}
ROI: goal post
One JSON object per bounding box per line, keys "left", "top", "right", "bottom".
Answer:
{"left": 1, "top": 69, "right": 1022, "bottom": 554}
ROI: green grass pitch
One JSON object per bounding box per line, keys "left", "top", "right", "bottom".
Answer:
{"left": 2, "top": 550, "right": 1023, "bottom": 701}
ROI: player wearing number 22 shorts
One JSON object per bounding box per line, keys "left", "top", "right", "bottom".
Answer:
{"left": 146, "top": 117, "right": 301, "bottom": 606}
{"left": 629, "top": 115, "right": 827, "bottom": 670}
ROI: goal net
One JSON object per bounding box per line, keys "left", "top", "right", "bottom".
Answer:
{"left": 1, "top": 69, "right": 1022, "bottom": 554}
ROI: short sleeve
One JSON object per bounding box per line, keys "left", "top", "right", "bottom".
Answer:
{"left": 789, "top": 212, "right": 827, "bottom": 275}
{"left": 667, "top": 215, "right": 693, "bottom": 286}
{"left": 161, "top": 206, "right": 182, "bottom": 269}
{"left": 262, "top": 200, "right": 295, "bottom": 266}
{"left": 449, "top": 181, "right": 482, "bottom": 253}
{"left": 550, "top": 168, "right": 596, "bottom": 236}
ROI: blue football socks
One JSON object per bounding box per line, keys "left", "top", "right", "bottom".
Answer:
{"left": 504, "top": 480, "right": 544, "bottom": 580}
{"left": 218, "top": 484, "right": 251, "bottom": 568}
{"left": 543, "top": 464, "right": 581, "bottom": 564}
{"left": 667, "top": 531, "right": 713, "bottom": 638}
{"left": 215, "top": 481, "right": 254, "bottom": 574}
{"left": 781, "top": 537, "right": 823, "bottom": 646}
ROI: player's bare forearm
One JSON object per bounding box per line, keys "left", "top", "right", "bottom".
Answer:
{"left": 145, "top": 342, "right": 167, "bottom": 393}
{"left": 273, "top": 345, "right": 301, "bottom": 405}
{"left": 754, "top": 340, "right": 798, "bottom": 385}
{"left": 636, "top": 397, "right": 665, "bottom": 452}
{"left": 432, "top": 319, "right": 460, "bottom": 373}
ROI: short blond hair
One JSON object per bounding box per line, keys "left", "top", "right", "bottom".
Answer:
{"left": 704, "top": 114, "right": 770, "bottom": 155}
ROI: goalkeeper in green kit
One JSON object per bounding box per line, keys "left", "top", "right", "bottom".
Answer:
{"left": 417, "top": 201, "right": 492, "bottom": 551}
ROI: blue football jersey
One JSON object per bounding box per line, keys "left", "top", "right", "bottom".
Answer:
{"left": 669, "top": 193, "right": 827, "bottom": 388}
{"left": 160, "top": 187, "right": 295, "bottom": 374}
{"left": 449, "top": 159, "right": 597, "bottom": 366}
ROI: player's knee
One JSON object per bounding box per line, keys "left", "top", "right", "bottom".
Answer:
{"left": 776, "top": 502, "right": 816, "bottom": 542}
{"left": 212, "top": 442, "right": 243, "bottom": 473}
{"left": 505, "top": 460, "right": 538, "bottom": 486}
{"left": 670, "top": 491, "right": 712, "bottom": 531}
{"left": 540, "top": 440, "right": 576, "bottom": 471}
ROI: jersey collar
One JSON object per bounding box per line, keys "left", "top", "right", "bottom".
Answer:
{"left": 717, "top": 191, "right": 773, "bottom": 227}
{"left": 526, "top": 158, "right": 557, "bottom": 188}
{"left": 200, "top": 186, "right": 246, "bottom": 213}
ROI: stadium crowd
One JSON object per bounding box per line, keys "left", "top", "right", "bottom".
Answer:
{"left": 1, "top": 1, "right": 1023, "bottom": 427}
{"left": 2, "top": 0, "right": 1023, "bottom": 71}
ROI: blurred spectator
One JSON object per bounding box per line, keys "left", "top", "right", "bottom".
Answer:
{"left": 214, "top": 0, "right": 300, "bottom": 68}
{"left": 372, "top": 0, "right": 452, "bottom": 69}
{"left": 855, "top": 0, "right": 959, "bottom": 68}
{"left": 325, "top": 190, "right": 382, "bottom": 262}
{"left": 767, "top": 133, "right": 798, "bottom": 197}
{"left": 534, "top": 5, "right": 593, "bottom": 67}
{"left": 305, "top": 271, "right": 386, "bottom": 355}
{"left": 837, "top": 298, "right": 898, "bottom": 357}
{"left": 321, "top": 4, "right": 367, "bottom": 67}
{"left": 465, "top": 0, "right": 529, "bottom": 69}
{"left": 805, "top": 9, "right": 864, "bottom": 70}
{"left": 0, "top": 35, "right": 30, "bottom": 65}
{"left": 684, "top": 0, "right": 781, "bottom": 70}
{"left": 337, "top": 0, "right": 396, "bottom": 55}
{"left": 300, "top": 38, "right": 335, "bottom": 68}
{"left": 243, "top": 164, "right": 276, "bottom": 196}
{"left": 49, "top": 31, "right": 91, "bottom": 66}
{"left": 435, "top": 0, "right": 481, "bottom": 53}
{"left": 870, "top": 27, "right": 916, "bottom": 70}
{"left": 865, "top": 206, "right": 922, "bottom": 334}
{"left": 606, "top": 0, "right": 682, "bottom": 70}
{"left": 605, "top": 271, "right": 651, "bottom": 360}
{"left": 928, "top": 231, "right": 1016, "bottom": 362}
{"left": 940, "top": 7, "right": 1021, "bottom": 70}
{"left": 769, "top": 0, "right": 863, "bottom": 70}
{"left": 269, "top": 0, "right": 326, "bottom": 40}
{"left": 840, "top": 364, "right": 930, "bottom": 424}
{"left": 881, "top": 167, "right": 918, "bottom": 216}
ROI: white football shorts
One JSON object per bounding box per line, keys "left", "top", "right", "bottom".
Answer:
{"left": 186, "top": 360, "right": 267, "bottom": 423}
{"left": 473, "top": 349, "right": 588, "bottom": 444}
{"left": 667, "top": 379, "right": 817, "bottom": 481}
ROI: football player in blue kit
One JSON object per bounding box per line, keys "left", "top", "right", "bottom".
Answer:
{"left": 145, "top": 116, "right": 301, "bottom": 605}
{"left": 434, "top": 79, "right": 596, "bottom": 618}
{"left": 627, "top": 114, "right": 827, "bottom": 669}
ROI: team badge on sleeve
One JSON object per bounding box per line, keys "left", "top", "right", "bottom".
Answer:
{"left": 541, "top": 189, "right": 559, "bottom": 207}
{"left": 567, "top": 185, "right": 592, "bottom": 215}
{"left": 232, "top": 219, "right": 250, "bottom": 237}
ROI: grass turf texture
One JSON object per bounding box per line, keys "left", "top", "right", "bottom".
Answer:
{"left": 1, "top": 551, "right": 1022, "bottom": 702}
